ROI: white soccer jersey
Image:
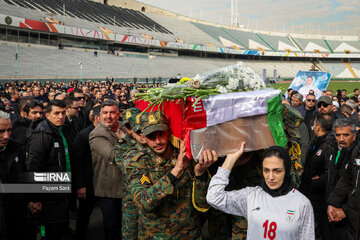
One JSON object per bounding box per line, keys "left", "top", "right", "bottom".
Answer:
{"left": 207, "top": 167, "right": 315, "bottom": 240}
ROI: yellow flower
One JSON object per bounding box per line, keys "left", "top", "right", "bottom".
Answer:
{"left": 179, "top": 77, "right": 192, "bottom": 84}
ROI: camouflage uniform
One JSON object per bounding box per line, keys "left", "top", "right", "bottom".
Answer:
{"left": 114, "top": 108, "right": 140, "bottom": 170}
{"left": 127, "top": 111, "right": 209, "bottom": 240}
{"left": 114, "top": 108, "right": 141, "bottom": 240}
{"left": 282, "top": 104, "right": 304, "bottom": 188}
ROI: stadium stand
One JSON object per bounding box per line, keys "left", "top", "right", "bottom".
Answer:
{"left": 1, "top": 0, "right": 172, "bottom": 34}
{"left": 257, "top": 33, "right": 299, "bottom": 52}
{"left": 292, "top": 38, "right": 331, "bottom": 53}
{"left": 191, "top": 23, "right": 229, "bottom": 47}
{"left": 143, "top": 13, "right": 222, "bottom": 47}
{"left": 0, "top": 41, "right": 242, "bottom": 79}
{"left": 326, "top": 40, "right": 360, "bottom": 53}
{"left": 321, "top": 62, "right": 347, "bottom": 77}
{"left": 221, "top": 28, "right": 263, "bottom": 51}
{"left": 0, "top": 41, "right": 320, "bottom": 80}
{"left": 0, "top": 0, "right": 359, "bottom": 81}
{"left": 242, "top": 60, "right": 312, "bottom": 79}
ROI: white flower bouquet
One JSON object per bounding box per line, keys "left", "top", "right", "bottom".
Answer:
{"left": 135, "top": 62, "right": 267, "bottom": 110}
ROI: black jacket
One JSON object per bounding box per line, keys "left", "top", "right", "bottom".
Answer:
{"left": 328, "top": 149, "right": 360, "bottom": 240}
{"left": 26, "top": 119, "right": 69, "bottom": 224}
{"left": 0, "top": 139, "right": 27, "bottom": 240}
{"left": 326, "top": 139, "right": 359, "bottom": 200}
{"left": 300, "top": 132, "right": 333, "bottom": 202}
{"left": 71, "top": 124, "right": 95, "bottom": 194}
{"left": 11, "top": 117, "right": 32, "bottom": 146}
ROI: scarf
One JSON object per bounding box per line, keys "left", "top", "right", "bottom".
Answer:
{"left": 261, "top": 146, "right": 294, "bottom": 197}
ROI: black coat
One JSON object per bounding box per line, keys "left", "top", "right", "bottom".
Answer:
{"left": 300, "top": 132, "right": 333, "bottom": 202}
{"left": 71, "top": 124, "right": 95, "bottom": 194}
{"left": 0, "top": 139, "right": 27, "bottom": 240}
{"left": 328, "top": 150, "right": 360, "bottom": 240}
{"left": 326, "top": 140, "right": 359, "bottom": 200}
{"left": 26, "top": 119, "right": 69, "bottom": 224}
{"left": 11, "top": 117, "right": 32, "bottom": 146}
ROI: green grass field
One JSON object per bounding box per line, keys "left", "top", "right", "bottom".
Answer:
{"left": 272, "top": 81, "right": 360, "bottom": 97}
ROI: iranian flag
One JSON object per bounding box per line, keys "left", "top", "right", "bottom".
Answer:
{"left": 136, "top": 89, "right": 287, "bottom": 159}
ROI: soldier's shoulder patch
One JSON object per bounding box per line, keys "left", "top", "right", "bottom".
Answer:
{"left": 140, "top": 174, "right": 151, "bottom": 185}
{"left": 316, "top": 149, "right": 322, "bottom": 156}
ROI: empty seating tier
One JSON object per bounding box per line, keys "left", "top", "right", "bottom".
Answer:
{"left": 2, "top": 0, "right": 172, "bottom": 34}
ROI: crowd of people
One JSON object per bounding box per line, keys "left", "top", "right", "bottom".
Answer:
{"left": 0, "top": 78, "right": 359, "bottom": 240}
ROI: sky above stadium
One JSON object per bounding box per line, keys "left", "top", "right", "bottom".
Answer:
{"left": 137, "top": 0, "right": 360, "bottom": 35}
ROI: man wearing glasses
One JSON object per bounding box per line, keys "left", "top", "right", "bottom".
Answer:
{"left": 70, "top": 89, "right": 88, "bottom": 130}
{"left": 296, "top": 93, "right": 318, "bottom": 131}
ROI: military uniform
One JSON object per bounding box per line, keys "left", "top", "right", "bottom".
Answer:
{"left": 282, "top": 104, "right": 304, "bottom": 188}
{"left": 114, "top": 108, "right": 140, "bottom": 171}
{"left": 127, "top": 111, "right": 209, "bottom": 240}
{"left": 114, "top": 108, "right": 141, "bottom": 240}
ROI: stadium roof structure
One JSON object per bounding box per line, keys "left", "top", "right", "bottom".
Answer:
{"left": 0, "top": 0, "right": 359, "bottom": 59}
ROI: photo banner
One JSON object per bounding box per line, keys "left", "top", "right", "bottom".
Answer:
{"left": 288, "top": 71, "right": 332, "bottom": 99}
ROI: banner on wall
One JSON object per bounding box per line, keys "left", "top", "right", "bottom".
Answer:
{"left": 288, "top": 71, "right": 331, "bottom": 99}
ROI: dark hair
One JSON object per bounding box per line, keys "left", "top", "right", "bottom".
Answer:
{"left": 263, "top": 149, "right": 283, "bottom": 161}
{"left": 23, "top": 100, "right": 43, "bottom": 114}
{"left": 69, "top": 88, "right": 82, "bottom": 97}
{"left": 92, "top": 105, "right": 101, "bottom": 117}
{"left": 46, "top": 100, "right": 66, "bottom": 113}
{"left": 314, "top": 114, "right": 333, "bottom": 132}
{"left": 290, "top": 90, "right": 298, "bottom": 97}
{"left": 101, "top": 100, "right": 118, "bottom": 109}
{"left": 63, "top": 96, "right": 77, "bottom": 107}
{"left": 54, "top": 92, "right": 63, "bottom": 99}
{"left": 306, "top": 93, "right": 315, "bottom": 98}
{"left": 354, "top": 88, "right": 359, "bottom": 92}
{"left": 9, "top": 90, "right": 18, "bottom": 97}
{"left": 340, "top": 104, "right": 352, "bottom": 117}
{"left": 19, "top": 96, "right": 33, "bottom": 111}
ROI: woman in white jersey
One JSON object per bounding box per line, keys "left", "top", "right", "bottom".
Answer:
{"left": 207, "top": 143, "right": 315, "bottom": 240}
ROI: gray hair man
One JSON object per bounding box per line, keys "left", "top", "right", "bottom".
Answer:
{"left": 89, "top": 100, "right": 124, "bottom": 240}
{"left": 326, "top": 118, "right": 357, "bottom": 240}
{"left": 0, "top": 110, "right": 31, "bottom": 239}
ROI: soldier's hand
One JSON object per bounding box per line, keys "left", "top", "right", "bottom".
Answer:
{"left": 171, "top": 141, "right": 189, "bottom": 178}
{"left": 222, "top": 142, "right": 246, "bottom": 171}
{"left": 194, "top": 149, "right": 218, "bottom": 176}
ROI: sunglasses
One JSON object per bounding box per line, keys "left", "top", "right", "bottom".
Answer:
{"left": 306, "top": 99, "right": 316, "bottom": 102}
{"left": 317, "top": 102, "right": 330, "bottom": 108}
{"left": 76, "top": 97, "right": 85, "bottom": 100}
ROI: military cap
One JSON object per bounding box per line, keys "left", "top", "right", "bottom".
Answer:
{"left": 282, "top": 104, "right": 303, "bottom": 139}
{"left": 317, "top": 96, "right": 332, "bottom": 105}
{"left": 140, "top": 111, "right": 168, "bottom": 136}
{"left": 130, "top": 112, "right": 142, "bottom": 132}
{"left": 121, "top": 108, "right": 141, "bottom": 126}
